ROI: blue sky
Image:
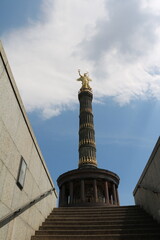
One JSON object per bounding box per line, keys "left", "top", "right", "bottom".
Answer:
{"left": 1, "top": 0, "right": 160, "bottom": 205}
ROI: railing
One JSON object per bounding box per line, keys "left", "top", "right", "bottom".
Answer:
{"left": 138, "top": 185, "right": 160, "bottom": 195}
{"left": 0, "top": 188, "right": 57, "bottom": 228}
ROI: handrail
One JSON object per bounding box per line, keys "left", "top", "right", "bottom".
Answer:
{"left": 138, "top": 185, "right": 160, "bottom": 194}
{"left": 0, "top": 188, "right": 57, "bottom": 228}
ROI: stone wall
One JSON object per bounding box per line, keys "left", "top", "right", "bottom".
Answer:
{"left": 133, "top": 137, "right": 160, "bottom": 223}
{"left": 0, "top": 41, "right": 57, "bottom": 240}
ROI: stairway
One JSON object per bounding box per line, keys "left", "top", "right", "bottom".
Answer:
{"left": 31, "top": 205, "right": 160, "bottom": 240}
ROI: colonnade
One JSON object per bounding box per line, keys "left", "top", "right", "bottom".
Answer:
{"left": 59, "top": 179, "right": 119, "bottom": 207}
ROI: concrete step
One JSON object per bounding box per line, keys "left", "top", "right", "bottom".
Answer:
{"left": 31, "top": 233, "right": 160, "bottom": 240}
{"left": 51, "top": 207, "right": 142, "bottom": 214}
{"left": 53, "top": 205, "right": 139, "bottom": 210}
{"left": 49, "top": 210, "right": 148, "bottom": 216}
{"left": 44, "top": 218, "right": 154, "bottom": 225}
{"left": 46, "top": 215, "right": 152, "bottom": 221}
{"left": 35, "top": 228, "right": 160, "bottom": 236}
{"left": 40, "top": 223, "right": 159, "bottom": 230}
{"left": 48, "top": 216, "right": 150, "bottom": 221}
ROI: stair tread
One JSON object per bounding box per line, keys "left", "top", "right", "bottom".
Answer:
{"left": 36, "top": 228, "right": 160, "bottom": 234}
{"left": 44, "top": 219, "right": 155, "bottom": 223}
{"left": 49, "top": 212, "right": 147, "bottom": 216}
{"left": 32, "top": 233, "right": 160, "bottom": 236}
{"left": 47, "top": 216, "right": 152, "bottom": 220}
{"left": 40, "top": 224, "right": 159, "bottom": 229}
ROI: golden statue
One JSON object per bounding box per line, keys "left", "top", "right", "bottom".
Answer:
{"left": 77, "top": 69, "right": 92, "bottom": 90}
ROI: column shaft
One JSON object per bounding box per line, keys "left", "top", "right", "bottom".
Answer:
{"left": 69, "top": 182, "right": 73, "bottom": 204}
{"left": 116, "top": 187, "right": 120, "bottom": 206}
{"left": 78, "top": 90, "right": 97, "bottom": 168}
{"left": 61, "top": 184, "right": 66, "bottom": 206}
{"left": 81, "top": 180, "right": 85, "bottom": 202}
{"left": 104, "top": 181, "right": 109, "bottom": 204}
{"left": 112, "top": 183, "right": 117, "bottom": 205}
{"left": 93, "top": 179, "right": 98, "bottom": 202}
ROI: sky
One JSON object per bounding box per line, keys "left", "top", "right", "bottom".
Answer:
{"left": 1, "top": 0, "right": 160, "bottom": 205}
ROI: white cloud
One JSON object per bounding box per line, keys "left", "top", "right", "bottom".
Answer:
{"left": 2, "top": 0, "right": 160, "bottom": 118}
{"left": 42, "top": 107, "right": 61, "bottom": 119}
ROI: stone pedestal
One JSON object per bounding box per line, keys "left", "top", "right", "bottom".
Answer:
{"left": 57, "top": 168, "right": 120, "bottom": 207}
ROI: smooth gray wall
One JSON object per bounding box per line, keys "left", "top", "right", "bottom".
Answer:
{"left": 133, "top": 137, "right": 160, "bottom": 222}
{"left": 0, "top": 41, "right": 57, "bottom": 240}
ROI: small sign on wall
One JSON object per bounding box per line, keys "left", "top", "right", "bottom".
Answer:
{"left": 17, "top": 157, "right": 27, "bottom": 190}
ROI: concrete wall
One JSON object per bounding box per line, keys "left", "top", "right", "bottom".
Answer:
{"left": 0, "top": 41, "right": 57, "bottom": 240}
{"left": 133, "top": 137, "right": 160, "bottom": 223}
